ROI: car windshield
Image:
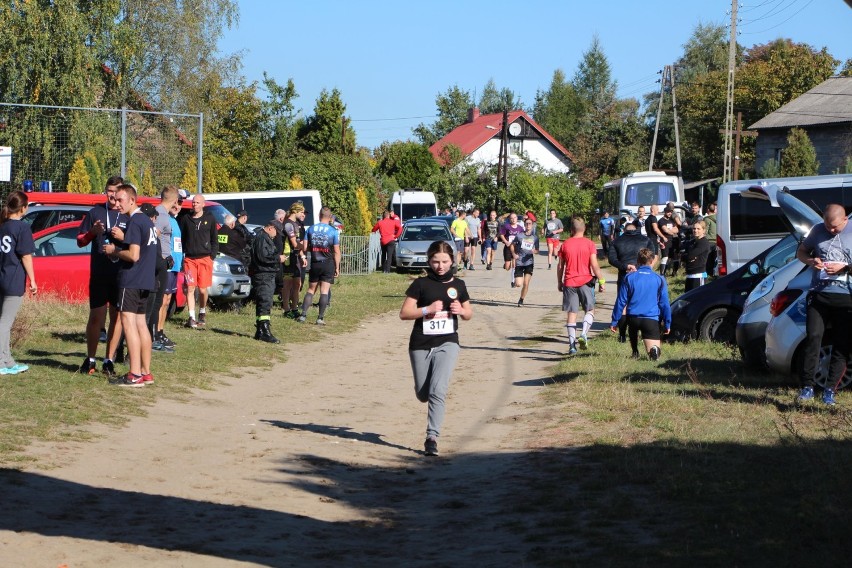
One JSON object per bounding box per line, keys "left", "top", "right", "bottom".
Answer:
{"left": 401, "top": 224, "right": 451, "bottom": 242}
{"left": 33, "top": 226, "right": 90, "bottom": 256}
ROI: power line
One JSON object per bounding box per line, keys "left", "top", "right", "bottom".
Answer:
{"left": 350, "top": 114, "right": 435, "bottom": 122}
{"left": 741, "top": 0, "right": 815, "bottom": 34}
{"left": 740, "top": 0, "right": 800, "bottom": 25}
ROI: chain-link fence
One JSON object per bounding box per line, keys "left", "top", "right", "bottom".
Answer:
{"left": 0, "top": 103, "right": 202, "bottom": 198}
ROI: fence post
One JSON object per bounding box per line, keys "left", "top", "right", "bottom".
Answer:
{"left": 120, "top": 106, "right": 127, "bottom": 177}
{"left": 197, "top": 112, "right": 204, "bottom": 194}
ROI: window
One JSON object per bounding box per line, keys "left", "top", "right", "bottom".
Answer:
{"left": 624, "top": 182, "right": 678, "bottom": 206}
{"left": 729, "top": 194, "right": 788, "bottom": 238}
{"left": 34, "top": 227, "right": 90, "bottom": 256}
{"left": 509, "top": 140, "right": 523, "bottom": 156}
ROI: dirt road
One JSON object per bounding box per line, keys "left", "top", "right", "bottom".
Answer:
{"left": 1, "top": 255, "right": 616, "bottom": 567}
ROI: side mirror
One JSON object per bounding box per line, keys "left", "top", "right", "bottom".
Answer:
{"left": 748, "top": 263, "right": 760, "bottom": 276}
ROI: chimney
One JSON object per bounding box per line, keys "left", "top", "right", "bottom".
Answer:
{"left": 467, "top": 107, "right": 480, "bottom": 123}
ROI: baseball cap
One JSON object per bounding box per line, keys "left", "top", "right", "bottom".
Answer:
{"left": 237, "top": 210, "right": 248, "bottom": 218}
{"left": 140, "top": 203, "right": 158, "bottom": 218}
{"left": 525, "top": 211, "right": 537, "bottom": 222}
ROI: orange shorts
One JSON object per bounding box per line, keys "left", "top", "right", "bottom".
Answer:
{"left": 183, "top": 256, "right": 213, "bottom": 288}
{"left": 547, "top": 238, "right": 561, "bottom": 251}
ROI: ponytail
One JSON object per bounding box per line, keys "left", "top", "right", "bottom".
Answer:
{"left": 0, "top": 191, "right": 28, "bottom": 224}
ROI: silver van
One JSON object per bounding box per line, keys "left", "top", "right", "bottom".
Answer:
{"left": 715, "top": 174, "right": 852, "bottom": 276}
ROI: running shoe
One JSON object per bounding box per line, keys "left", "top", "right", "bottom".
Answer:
{"left": 486, "top": 263, "right": 492, "bottom": 270}
{"left": 424, "top": 437, "right": 439, "bottom": 456}
{"left": 158, "top": 332, "right": 175, "bottom": 348}
{"left": 79, "top": 357, "right": 97, "bottom": 375}
{"left": 152, "top": 341, "right": 175, "bottom": 353}
{"left": 99, "top": 329, "right": 108, "bottom": 343}
{"left": 577, "top": 334, "right": 588, "bottom": 350}
{"left": 197, "top": 312, "right": 207, "bottom": 328}
{"left": 618, "top": 335, "right": 627, "bottom": 344}
{"left": 316, "top": 318, "right": 326, "bottom": 326}
{"left": 797, "top": 386, "right": 815, "bottom": 401}
{"left": 140, "top": 373, "right": 154, "bottom": 385}
{"left": 102, "top": 360, "right": 117, "bottom": 379}
{"left": 649, "top": 346, "right": 661, "bottom": 361}
{"left": 548, "top": 264, "right": 552, "bottom": 270}
{"left": 822, "top": 388, "right": 836, "bottom": 406}
{"left": 114, "top": 373, "right": 146, "bottom": 387}
{"left": 568, "top": 343, "right": 578, "bottom": 356}
{"left": 10, "top": 364, "right": 29, "bottom": 374}
{"left": 185, "top": 317, "right": 198, "bottom": 329}
{"left": 297, "top": 315, "right": 306, "bottom": 323}
{"left": 0, "top": 366, "right": 18, "bottom": 375}
{"left": 517, "top": 298, "right": 524, "bottom": 307}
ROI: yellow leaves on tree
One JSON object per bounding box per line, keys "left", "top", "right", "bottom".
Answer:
{"left": 355, "top": 186, "right": 372, "bottom": 235}
{"left": 66, "top": 156, "right": 91, "bottom": 193}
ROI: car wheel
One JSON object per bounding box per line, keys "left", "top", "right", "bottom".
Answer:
{"left": 698, "top": 307, "right": 738, "bottom": 344}
{"left": 792, "top": 341, "right": 852, "bottom": 391}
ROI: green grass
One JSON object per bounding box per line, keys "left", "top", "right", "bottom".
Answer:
{"left": 520, "top": 331, "right": 852, "bottom": 566}
{"left": 0, "top": 273, "right": 410, "bottom": 465}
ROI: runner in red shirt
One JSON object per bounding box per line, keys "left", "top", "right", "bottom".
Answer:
{"left": 557, "top": 217, "right": 605, "bottom": 355}
{"left": 371, "top": 210, "right": 402, "bottom": 273}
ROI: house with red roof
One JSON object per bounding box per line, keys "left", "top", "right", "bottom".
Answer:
{"left": 429, "top": 108, "right": 573, "bottom": 173}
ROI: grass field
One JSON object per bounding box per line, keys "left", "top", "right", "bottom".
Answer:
{"left": 0, "top": 273, "right": 410, "bottom": 465}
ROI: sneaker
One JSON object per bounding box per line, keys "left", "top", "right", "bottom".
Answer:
{"left": 424, "top": 437, "right": 439, "bottom": 456}
{"left": 114, "top": 373, "right": 146, "bottom": 387}
{"left": 158, "top": 333, "right": 175, "bottom": 348}
{"left": 8, "top": 364, "right": 28, "bottom": 374}
{"left": 486, "top": 263, "right": 492, "bottom": 270}
{"left": 548, "top": 264, "right": 552, "bottom": 270}
{"left": 197, "top": 313, "right": 207, "bottom": 328}
{"left": 316, "top": 318, "right": 326, "bottom": 326}
{"left": 284, "top": 309, "right": 299, "bottom": 319}
{"left": 568, "top": 343, "right": 578, "bottom": 356}
{"left": 99, "top": 329, "right": 108, "bottom": 343}
{"left": 140, "top": 373, "right": 154, "bottom": 385}
{"left": 822, "top": 388, "right": 836, "bottom": 406}
{"left": 185, "top": 317, "right": 198, "bottom": 329}
{"left": 618, "top": 335, "right": 627, "bottom": 344}
{"left": 631, "top": 350, "right": 640, "bottom": 359}
{"left": 78, "top": 357, "right": 97, "bottom": 375}
{"left": 517, "top": 298, "right": 524, "bottom": 307}
{"left": 510, "top": 281, "right": 516, "bottom": 288}
{"left": 297, "top": 315, "right": 306, "bottom": 323}
{"left": 649, "top": 346, "right": 661, "bottom": 361}
{"left": 469, "top": 265, "right": 475, "bottom": 271}
{"left": 102, "top": 360, "right": 117, "bottom": 379}
{"left": 152, "top": 341, "right": 175, "bottom": 354}
{"left": 797, "top": 386, "right": 815, "bottom": 401}
{"left": 577, "top": 334, "right": 588, "bottom": 350}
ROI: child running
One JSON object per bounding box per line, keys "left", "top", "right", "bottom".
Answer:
{"left": 399, "top": 241, "right": 473, "bottom": 456}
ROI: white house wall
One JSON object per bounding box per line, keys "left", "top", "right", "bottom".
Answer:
{"left": 467, "top": 138, "right": 571, "bottom": 174}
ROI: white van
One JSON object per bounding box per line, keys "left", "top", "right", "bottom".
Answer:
{"left": 389, "top": 189, "right": 438, "bottom": 221}
{"left": 602, "top": 171, "right": 684, "bottom": 219}
{"left": 210, "top": 190, "right": 322, "bottom": 226}
{"left": 716, "top": 174, "right": 852, "bottom": 275}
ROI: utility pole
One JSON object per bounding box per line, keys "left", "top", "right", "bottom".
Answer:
{"left": 341, "top": 116, "right": 348, "bottom": 154}
{"left": 648, "top": 65, "right": 682, "bottom": 176}
{"left": 722, "top": 0, "right": 738, "bottom": 183}
{"left": 719, "top": 111, "right": 757, "bottom": 180}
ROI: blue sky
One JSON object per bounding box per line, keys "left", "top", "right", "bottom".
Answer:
{"left": 218, "top": 0, "right": 851, "bottom": 149}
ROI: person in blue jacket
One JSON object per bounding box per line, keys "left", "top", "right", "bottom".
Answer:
{"left": 609, "top": 248, "right": 671, "bottom": 360}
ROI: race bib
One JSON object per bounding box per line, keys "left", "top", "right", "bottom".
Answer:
{"left": 423, "top": 311, "right": 455, "bottom": 335}
{"left": 173, "top": 237, "right": 183, "bottom": 253}
{"left": 521, "top": 239, "right": 534, "bottom": 251}
{"left": 507, "top": 234, "right": 516, "bottom": 243}
{"left": 547, "top": 222, "right": 556, "bottom": 231}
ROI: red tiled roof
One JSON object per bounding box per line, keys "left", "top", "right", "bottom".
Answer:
{"left": 429, "top": 109, "right": 573, "bottom": 166}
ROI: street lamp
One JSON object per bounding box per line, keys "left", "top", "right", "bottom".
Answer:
{"left": 544, "top": 192, "right": 550, "bottom": 223}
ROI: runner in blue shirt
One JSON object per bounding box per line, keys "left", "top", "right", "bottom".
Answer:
{"left": 298, "top": 207, "right": 341, "bottom": 325}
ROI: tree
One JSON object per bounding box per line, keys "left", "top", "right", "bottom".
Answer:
{"left": 780, "top": 128, "right": 819, "bottom": 177}
{"left": 532, "top": 69, "right": 584, "bottom": 150}
{"left": 374, "top": 141, "right": 439, "bottom": 189}
{"left": 66, "top": 157, "right": 92, "bottom": 193}
{"left": 261, "top": 73, "right": 300, "bottom": 159}
{"left": 413, "top": 85, "right": 473, "bottom": 146}
{"left": 573, "top": 35, "right": 617, "bottom": 112}
{"left": 478, "top": 79, "right": 523, "bottom": 114}
{"left": 297, "top": 88, "right": 356, "bottom": 154}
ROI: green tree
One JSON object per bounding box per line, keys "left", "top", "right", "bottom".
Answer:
{"left": 478, "top": 79, "right": 522, "bottom": 114}
{"left": 413, "top": 85, "right": 474, "bottom": 146}
{"left": 573, "top": 35, "right": 617, "bottom": 112}
{"left": 532, "top": 69, "right": 584, "bottom": 150}
{"left": 261, "top": 73, "right": 300, "bottom": 159}
{"left": 374, "top": 141, "right": 439, "bottom": 189}
{"left": 780, "top": 128, "right": 819, "bottom": 177}
{"left": 297, "top": 88, "right": 356, "bottom": 154}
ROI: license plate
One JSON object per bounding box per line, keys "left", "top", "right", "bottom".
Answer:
{"left": 416, "top": 256, "right": 426, "bottom": 263}
{"left": 239, "top": 284, "right": 250, "bottom": 294}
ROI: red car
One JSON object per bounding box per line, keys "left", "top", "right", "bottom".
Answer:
{"left": 30, "top": 220, "right": 187, "bottom": 311}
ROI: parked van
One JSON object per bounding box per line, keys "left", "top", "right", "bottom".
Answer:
{"left": 602, "top": 171, "right": 684, "bottom": 219}
{"left": 389, "top": 189, "right": 438, "bottom": 221}
{"left": 210, "top": 190, "right": 323, "bottom": 226}
{"left": 715, "top": 174, "right": 852, "bottom": 275}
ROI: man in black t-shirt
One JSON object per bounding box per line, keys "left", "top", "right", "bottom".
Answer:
{"left": 104, "top": 184, "right": 158, "bottom": 387}
{"left": 644, "top": 204, "right": 665, "bottom": 266}
{"left": 76, "top": 175, "right": 128, "bottom": 378}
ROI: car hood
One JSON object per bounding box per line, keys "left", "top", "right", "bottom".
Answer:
{"left": 742, "top": 183, "right": 822, "bottom": 238}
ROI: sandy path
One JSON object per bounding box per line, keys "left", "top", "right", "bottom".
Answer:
{"left": 0, "top": 255, "right": 615, "bottom": 567}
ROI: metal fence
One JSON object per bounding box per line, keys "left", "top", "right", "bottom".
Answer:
{"left": 340, "top": 233, "right": 381, "bottom": 276}
{"left": 0, "top": 102, "right": 202, "bottom": 196}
